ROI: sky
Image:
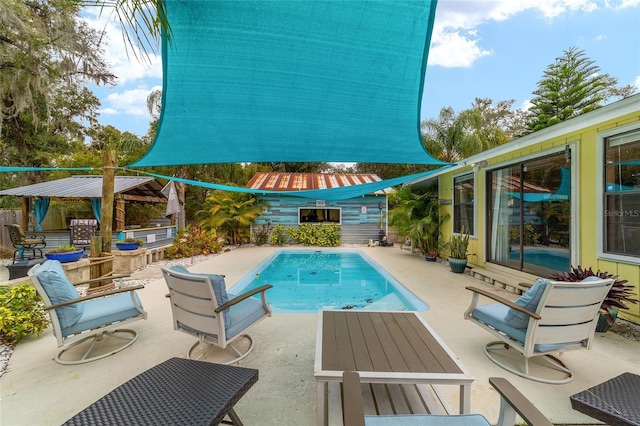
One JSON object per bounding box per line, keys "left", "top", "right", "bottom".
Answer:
{"left": 85, "top": 0, "right": 640, "bottom": 138}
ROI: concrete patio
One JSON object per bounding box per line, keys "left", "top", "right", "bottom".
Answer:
{"left": 2, "top": 246, "right": 639, "bottom": 425}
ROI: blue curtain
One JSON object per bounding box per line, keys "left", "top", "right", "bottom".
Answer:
{"left": 34, "top": 198, "right": 50, "bottom": 231}
{"left": 90, "top": 198, "right": 102, "bottom": 223}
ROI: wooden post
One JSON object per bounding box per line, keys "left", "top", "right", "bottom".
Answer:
{"left": 115, "top": 196, "right": 125, "bottom": 231}
{"left": 20, "top": 197, "right": 29, "bottom": 229}
{"left": 100, "top": 149, "right": 116, "bottom": 253}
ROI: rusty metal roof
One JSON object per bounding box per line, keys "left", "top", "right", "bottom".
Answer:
{"left": 0, "top": 176, "right": 166, "bottom": 200}
{"left": 246, "top": 172, "right": 391, "bottom": 195}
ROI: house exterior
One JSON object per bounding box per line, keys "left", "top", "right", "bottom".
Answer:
{"left": 410, "top": 94, "right": 640, "bottom": 325}
{"left": 247, "top": 172, "right": 390, "bottom": 244}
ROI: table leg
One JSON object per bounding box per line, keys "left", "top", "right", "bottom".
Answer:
{"left": 460, "top": 384, "right": 471, "bottom": 414}
{"left": 317, "top": 381, "right": 326, "bottom": 426}
{"left": 227, "top": 408, "right": 243, "bottom": 425}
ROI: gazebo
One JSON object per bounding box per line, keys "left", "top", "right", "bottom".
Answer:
{"left": 0, "top": 175, "right": 169, "bottom": 233}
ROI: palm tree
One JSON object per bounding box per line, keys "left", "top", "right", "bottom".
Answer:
{"left": 420, "top": 108, "right": 484, "bottom": 162}
{"left": 197, "top": 191, "right": 264, "bottom": 245}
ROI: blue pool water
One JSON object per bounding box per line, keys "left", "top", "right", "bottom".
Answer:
{"left": 509, "top": 248, "right": 570, "bottom": 272}
{"left": 231, "top": 250, "right": 427, "bottom": 313}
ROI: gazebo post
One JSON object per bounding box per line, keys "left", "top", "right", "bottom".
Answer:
{"left": 100, "top": 149, "right": 116, "bottom": 254}
{"left": 20, "top": 197, "right": 29, "bottom": 230}
{"left": 115, "top": 196, "right": 125, "bottom": 232}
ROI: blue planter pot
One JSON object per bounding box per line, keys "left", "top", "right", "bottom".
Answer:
{"left": 448, "top": 258, "right": 467, "bottom": 273}
{"left": 116, "top": 242, "right": 140, "bottom": 250}
{"left": 45, "top": 250, "right": 84, "bottom": 263}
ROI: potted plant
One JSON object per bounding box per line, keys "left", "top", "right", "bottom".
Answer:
{"left": 115, "top": 238, "right": 144, "bottom": 250}
{"left": 550, "top": 265, "right": 638, "bottom": 332}
{"left": 442, "top": 230, "right": 470, "bottom": 273}
{"left": 45, "top": 245, "right": 84, "bottom": 263}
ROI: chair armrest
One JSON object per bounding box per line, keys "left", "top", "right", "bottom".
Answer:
{"left": 343, "top": 371, "right": 366, "bottom": 426}
{"left": 72, "top": 274, "right": 131, "bottom": 287}
{"left": 45, "top": 285, "right": 145, "bottom": 311}
{"left": 26, "top": 233, "right": 46, "bottom": 241}
{"left": 465, "top": 286, "right": 541, "bottom": 320}
{"left": 215, "top": 284, "right": 273, "bottom": 313}
{"left": 489, "top": 377, "right": 552, "bottom": 426}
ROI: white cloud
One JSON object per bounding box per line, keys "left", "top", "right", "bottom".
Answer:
{"left": 429, "top": 0, "right": 607, "bottom": 68}
{"left": 101, "top": 87, "right": 155, "bottom": 117}
{"left": 81, "top": 8, "right": 162, "bottom": 85}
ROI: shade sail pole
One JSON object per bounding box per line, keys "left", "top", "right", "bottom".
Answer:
{"left": 100, "top": 149, "right": 116, "bottom": 253}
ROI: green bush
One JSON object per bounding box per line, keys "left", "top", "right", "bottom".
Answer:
{"left": 165, "top": 225, "right": 224, "bottom": 259}
{"left": 253, "top": 221, "right": 272, "bottom": 246}
{"left": 0, "top": 284, "right": 49, "bottom": 343}
{"left": 270, "top": 224, "right": 288, "bottom": 246}
{"left": 286, "top": 223, "right": 341, "bottom": 247}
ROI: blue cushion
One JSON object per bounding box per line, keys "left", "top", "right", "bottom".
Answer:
{"left": 62, "top": 292, "right": 144, "bottom": 338}
{"left": 365, "top": 414, "right": 490, "bottom": 426}
{"left": 504, "top": 278, "right": 549, "bottom": 328}
{"left": 34, "top": 260, "right": 83, "bottom": 329}
{"left": 170, "top": 265, "right": 230, "bottom": 328}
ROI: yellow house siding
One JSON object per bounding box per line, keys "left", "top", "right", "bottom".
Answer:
{"left": 432, "top": 96, "right": 640, "bottom": 324}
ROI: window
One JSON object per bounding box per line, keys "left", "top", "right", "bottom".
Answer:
{"left": 453, "top": 174, "right": 474, "bottom": 234}
{"left": 603, "top": 130, "right": 640, "bottom": 257}
{"left": 299, "top": 208, "right": 341, "bottom": 224}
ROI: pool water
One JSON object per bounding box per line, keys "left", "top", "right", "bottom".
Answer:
{"left": 231, "top": 250, "right": 427, "bottom": 313}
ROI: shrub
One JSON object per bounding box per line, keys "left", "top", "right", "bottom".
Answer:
{"left": 164, "top": 225, "right": 224, "bottom": 259}
{"left": 47, "top": 244, "right": 79, "bottom": 253}
{"left": 0, "top": 284, "right": 49, "bottom": 343}
{"left": 270, "top": 224, "right": 288, "bottom": 246}
{"left": 254, "top": 221, "right": 272, "bottom": 246}
{"left": 286, "top": 224, "right": 341, "bottom": 247}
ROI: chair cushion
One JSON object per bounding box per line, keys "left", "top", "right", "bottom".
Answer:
{"left": 62, "top": 292, "right": 144, "bottom": 338}
{"left": 34, "top": 260, "right": 83, "bottom": 329}
{"left": 365, "top": 414, "right": 490, "bottom": 425}
{"left": 170, "top": 265, "right": 229, "bottom": 328}
{"left": 225, "top": 295, "right": 269, "bottom": 339}
{"left": 504, "top": 278, "right": 549, "bottom": 328}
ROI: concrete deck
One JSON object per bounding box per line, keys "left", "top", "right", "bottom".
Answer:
{"left": 2, "top": 246, "right": 639, "bottom": 425}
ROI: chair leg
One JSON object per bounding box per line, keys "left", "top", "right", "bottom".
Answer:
{"left": 187, "top": 334, "right": 255, "bottom": 365}
{"left": 55, "top": 329, "right": 139, "bottom": 365}
{"left": 484, "top": 341, "right": 574, "bottom": 384}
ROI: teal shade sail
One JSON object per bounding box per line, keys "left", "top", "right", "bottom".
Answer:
{"left": 131, "top": 0, "right": 444, "bottom": 167}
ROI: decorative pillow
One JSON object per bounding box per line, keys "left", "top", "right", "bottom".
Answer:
{"left": 504, "top": 278, "right": 549, "bottom": 329}
{"left": 34, "top": 260, "right": 83, "bottom": 329}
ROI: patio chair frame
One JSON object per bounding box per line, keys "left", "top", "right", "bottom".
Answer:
{"left": 5, "top": 224, "right": 46, "bottom": 263}
{"left": 464, "top": 278, "right": 613, "bottom": 384}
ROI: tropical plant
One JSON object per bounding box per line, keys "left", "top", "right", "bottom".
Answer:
{"left": 0, "top": 284, "right": 49, "bottom": 343}
{"left": 47, "top": 245, "right": 80, "bottom": 254}
{"left": 286, "top": 224, "right": 341, "bottom": 247}
{"left": 253, "top": 220, "right": 272, "bottom": 246}
{"left": 388, "top": 186, "right": 449, "bottom": 257}
{"left": 550, "top": 265, "right": 638, "bottom": 326}
{"left": 164, "top": 225, "right": 223, "bottom": 259}
{"left": 442, "top": 231, "right": 470, "bottom": 260}
{"left": 197, "top": 191, "right": 264, "bottom": 245}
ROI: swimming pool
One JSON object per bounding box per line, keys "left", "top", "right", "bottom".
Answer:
{"left": 231, "top": 250, "right": 427, "bottom": 313}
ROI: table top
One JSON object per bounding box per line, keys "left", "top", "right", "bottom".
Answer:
{"left": 570, "top": 372, "right": 640, "bottom": 426}
{"left": 314, "top": 310, "right": 473, "bottom": 384}
{"left": 63, "top": 357, "right": 258, "bottom": 426}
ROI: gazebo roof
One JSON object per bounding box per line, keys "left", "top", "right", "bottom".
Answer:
{"left": 0, "top": 176, "right": 167, "bottom": 203}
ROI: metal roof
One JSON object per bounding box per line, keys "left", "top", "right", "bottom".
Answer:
{"left": 246, "top": 172, "right": 392, "bottom": 195}
{"left": 0, "top": 176, "right": 166, "bottom": 199}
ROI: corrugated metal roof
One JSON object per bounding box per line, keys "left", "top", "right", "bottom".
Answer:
{"left": 0, "top": 176, "right": 166, "bottom": 199}
{"left": 246, "top": 172, "right": 392, "bottom": 195}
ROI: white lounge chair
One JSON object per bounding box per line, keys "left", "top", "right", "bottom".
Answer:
{"left": 162, "top": 265, "right": 272, "bottom": 364}
{"left": 464, "top": 277, "right": 613, "bottom": 384}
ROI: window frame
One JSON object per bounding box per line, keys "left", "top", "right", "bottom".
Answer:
{"left": 597, "top": 123, "right": 640, "bottom": 263}
{"left": 298, "top": 207, "right": 342, "bottom": 225}
{"left": 452, "top": 172, "right": 476, "bottom": 236}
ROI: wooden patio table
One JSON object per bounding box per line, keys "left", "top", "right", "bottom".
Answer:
{"left": 314, "top": 310, "right": 474, "bottom": 425}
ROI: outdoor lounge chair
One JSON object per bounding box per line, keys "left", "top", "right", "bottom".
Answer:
{"left": 5, "top": 223, "right": 46, "bottom": 263}
{"left": 28, "top": 260, "right": 147, "bottom": 365}
{"left": 162, "top": 265, "right": 273, "bottom": 364}
{"left": 342, "top": 371, "right": 552, "bottom": 426}
{"left": 464, "top": 277, "right": 614, "bottom": 384}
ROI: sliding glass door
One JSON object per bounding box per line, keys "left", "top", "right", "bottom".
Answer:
{"left": 487, "top": 153, "right": 571, "bottom": 276}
